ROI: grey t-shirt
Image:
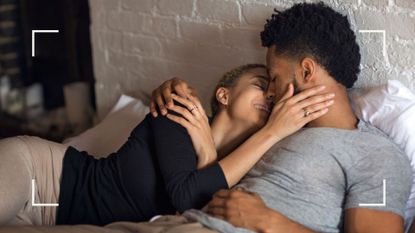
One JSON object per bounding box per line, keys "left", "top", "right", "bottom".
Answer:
{"left": 183, "top": 121, "right": 412, "bottom": 233}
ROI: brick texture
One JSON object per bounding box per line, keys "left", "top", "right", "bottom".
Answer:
{"left": 89, "top": 0, "right": 415, "bottom": 117}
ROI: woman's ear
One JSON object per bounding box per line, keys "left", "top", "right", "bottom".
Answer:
{"left": 300, "top": 57, "right": 316, "bottom": 83}
{"left": 216, "top": 87, "right": 229, "bottom": 106}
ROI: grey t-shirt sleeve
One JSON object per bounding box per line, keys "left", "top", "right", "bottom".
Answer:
{"left": 344, "top": 145, "right": 412, "bottom": 217}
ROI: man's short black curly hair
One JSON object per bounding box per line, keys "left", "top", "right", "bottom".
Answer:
{"left": 261, "top": 2, "right": 361, "bottom": 88}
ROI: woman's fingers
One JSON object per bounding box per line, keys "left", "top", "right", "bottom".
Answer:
{"left": 167, "top": 104, "right": 198, "bottom": 126}
{"left": 276, "top": 83, "right": 294, "bottom": 104}
{"left": 296, "top": 93, "right": 335, "bottom": 110}
{"left": 186, "top": 95, "right": 207, "bottom": 116}
{"left": 288, "top": 85, "right": 327, "bottom": 104}
{"left": 171, "top": 94, "right": 202, "bottom": 118}
{"left": 166, "top": 113, "right": 192, "bottom": 130}
{"left": 302, "top": 99, "right": 334, "bottom": 114}
{"left": 299, "top": 107, "right": 329, "bottom": 125}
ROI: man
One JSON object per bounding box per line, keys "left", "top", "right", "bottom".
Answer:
{"left": 150, "top": 2, "right": 412, "bottom": 233}
{"left": 1, "top": 2, "right": 407, "bottom": 233}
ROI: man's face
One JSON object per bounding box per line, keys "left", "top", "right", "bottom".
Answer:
{"left": 266, "top": 45, "right": 301, "bottom": 101}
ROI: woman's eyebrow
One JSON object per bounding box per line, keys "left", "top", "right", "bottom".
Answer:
{"left": 251, "top": 75, "right": 269, "bottom": 82}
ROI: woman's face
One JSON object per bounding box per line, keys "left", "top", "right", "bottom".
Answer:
{"left": 225, "top": 67, "right": 273, "bottom": 128}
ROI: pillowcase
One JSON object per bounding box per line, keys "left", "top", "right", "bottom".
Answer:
{"left": 349, "top": 80, "right": 415, "bottom": 231}
{"left": 64, "top": 95, "right": 149, "bottom": 158}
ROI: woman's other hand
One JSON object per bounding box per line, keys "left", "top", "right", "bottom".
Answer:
{"left": 150, "top": 77, "right": 197, "bottom": 117}
{"left": 165, "top": 94, "right": 217, "bottom": 169}
{"left": 262, "top": 83, "right": 335, "bottom": 143}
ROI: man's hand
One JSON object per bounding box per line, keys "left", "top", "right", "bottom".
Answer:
{"left": 206, "top": 189, "right": 316, "bottom": 233}
{"left": 150, "top": 77, "right": 196, "bottom": 117}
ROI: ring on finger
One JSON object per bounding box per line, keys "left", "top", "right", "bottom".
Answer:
{"left": 303, "top": 108, "right": 310, "bottom": 117}
{"left": 189, "top": 105, "right": 198, "bottom": 113}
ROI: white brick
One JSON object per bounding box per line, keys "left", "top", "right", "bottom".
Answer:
{"left": 157, "top": 0, "right": 194, "bottom": 17}
{"left": 389, "top": 40, "right": 415, "bottom": 68}
{"left": 90, "top": 0, "right": 120, "bottom": 12}
{"left": 395, "top": 0, "right": 415, "bottom": 9}
{"left": 97, "top": 30, "right": 123, "bottom": 51}
{"left": 196, "top": 0, "right": 240, "bottom": 23}
{"left": 222, "top": 27, "right": 262, "bottom": 50}
{"left": 107, "top": 51, "right": 140, "bottom": 71}
{"left": 107, "top": 11, "right": 145, "bottom": 32}
{"left": 122, "top": 34, "right": 161, "bottom": 56}
{"left": 361, "top": 0, "right": 388, "bottom": 8}
{"left": 179, "top": 21, "right": 222, "bottom": 44}
{"left": 357, "top": 32, "right": 385, "bottom": 69}
{"left": 241, "top": 3, "right": 276, "bottom": 26}
{"left": 121, "top": 0, "right": 155, "bottom": 13}
{"left": 90, "top": 0, "right": 415, "bottom": 116}
{"left": 354, "top": 10, "right": 415, "bottom": 40}
{"left": 142, "top": 16, "right": 177, "bottom": 39}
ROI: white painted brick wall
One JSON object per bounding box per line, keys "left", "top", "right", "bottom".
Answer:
{"left": 89, "top": 0, "right": 415, "bottom": 117}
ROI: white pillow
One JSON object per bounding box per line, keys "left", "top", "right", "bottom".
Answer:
{"left": 64, "top": 95, "right": 149, "bottom": 158}
{"left": 349, "top": 80, "right": 415, "bottom": 231}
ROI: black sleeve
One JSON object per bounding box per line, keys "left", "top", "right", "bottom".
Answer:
{"left": 148, "top": 113, "right": 228, "bottom": 212}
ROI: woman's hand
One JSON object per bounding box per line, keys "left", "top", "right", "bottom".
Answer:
{"left": 165, "top": 94, "right": 217, "bottom": 169}
{"left": 262, "top": 83, "right": 335, "bottom": 143}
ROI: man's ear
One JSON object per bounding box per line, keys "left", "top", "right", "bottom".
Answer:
{"left": 216, "top": 87, "right": 229, "bottom": 106}
{"left": 300, "top": 57, "right": 316, "bottom": 83}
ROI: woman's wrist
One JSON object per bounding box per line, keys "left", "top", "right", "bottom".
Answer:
{"left": 257, "top": 126, "right": 282, "bottom": 145}
{"left": 197, "top": 150, "right": 217, "bottom": 169}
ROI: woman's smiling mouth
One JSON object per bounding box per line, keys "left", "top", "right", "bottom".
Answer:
{"left": 253, "top": 103, "right": 271, "bottom": 113}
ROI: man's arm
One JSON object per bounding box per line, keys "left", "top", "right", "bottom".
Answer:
{"left": 206, "top": 189, "right": 317, "bottom": 233}
{"left": 206, "top": 189, "right": 405, "bottom": 233}
{"left": 344, "top": 208, "right": 404, "bottom": 233}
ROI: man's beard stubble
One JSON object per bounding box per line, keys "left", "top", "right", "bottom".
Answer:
{"left": 292, "top": 74, "right": 301, "bottom": 95}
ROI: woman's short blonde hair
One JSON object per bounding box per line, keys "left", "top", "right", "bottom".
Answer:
{"left": 210, "top": 64, "right": 266, "bottom": 117}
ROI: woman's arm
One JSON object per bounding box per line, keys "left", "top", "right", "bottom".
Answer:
{"left": 168, "top": 84, "right": 334, "bottom": 187}
{"left": 149, "top": 111, "right": 227, "bottom": 212}
{"left": 219, "top": 84, "right": 334, "bottom": 186}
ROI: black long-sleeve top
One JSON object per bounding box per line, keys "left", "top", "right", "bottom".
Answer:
{"left": 56, "top": 113, "right": 228, "bottom": 225}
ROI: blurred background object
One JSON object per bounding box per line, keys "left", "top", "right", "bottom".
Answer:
{"left": 0, "top": 0, "right": 95, "bottom": 141}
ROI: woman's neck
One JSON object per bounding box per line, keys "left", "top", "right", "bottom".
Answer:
{"left": 210, "top": 112, "right": 258, "bottom": 159}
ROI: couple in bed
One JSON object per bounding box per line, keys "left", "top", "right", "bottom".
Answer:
{"left": 0, "top": 2, "right": 412, "bottom": 233}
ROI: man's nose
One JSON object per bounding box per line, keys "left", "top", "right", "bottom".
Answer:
{"left": 265, "top": 83, "right": 276, "bottom": 102}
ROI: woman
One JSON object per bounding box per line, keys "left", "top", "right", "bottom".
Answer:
{"left": 0, "top": 64, "right": 334, "bottom": 227}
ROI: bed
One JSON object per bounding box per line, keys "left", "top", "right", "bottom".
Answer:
{"left": 0, "top": 79, "right": 414, "bottom": 233}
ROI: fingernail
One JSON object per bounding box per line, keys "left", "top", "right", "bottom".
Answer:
{"left": 319, "top": 85, "right": 326, "bottom": 90}
{"left": 161, "top": 109, "right": 167, "bottom": 115}
{"left": 152, "top": 112, "right": 157, "bottom": 117}
{"left": 323, "top": 108, "right": 329, "bottom": 113}
{"left": 328, "top": 93, "right": 335, "bottom": 98}
{"left": 328, "top": 100, "right": 334, "bottom": 105}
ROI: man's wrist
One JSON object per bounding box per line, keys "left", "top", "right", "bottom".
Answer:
{"left": 255, "top": 207, "right": 280, "bottom": 233}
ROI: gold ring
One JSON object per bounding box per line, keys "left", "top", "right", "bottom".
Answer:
{"left": 303, "top": 109, "right": 310, "bottom": 117}
{"left": 189, "top": 105, "right": 198, "bottom": 112}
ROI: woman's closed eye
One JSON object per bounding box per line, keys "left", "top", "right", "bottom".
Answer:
{"left": 253, "top": 82, "right": 268, "bottom": 91}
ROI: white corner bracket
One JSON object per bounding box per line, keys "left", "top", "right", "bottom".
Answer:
{"left": 358, "top": 179, "right": 386, "bottom": 207}
{"left": 31, "top": 30, "right": 59, "bottom": 57}
{"left": 32, "top": 179, "right": 59, "bottom": 207}
{"left": 358, "top": 30, "right": 389, "bottom": 66}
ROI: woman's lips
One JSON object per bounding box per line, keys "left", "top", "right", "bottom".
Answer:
{"left": 253, "top": 103, "right": 271, "bottom": 113}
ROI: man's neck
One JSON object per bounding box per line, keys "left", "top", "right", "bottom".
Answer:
{"left": 307, "top": 83, "right": 358, "bottom": 130}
